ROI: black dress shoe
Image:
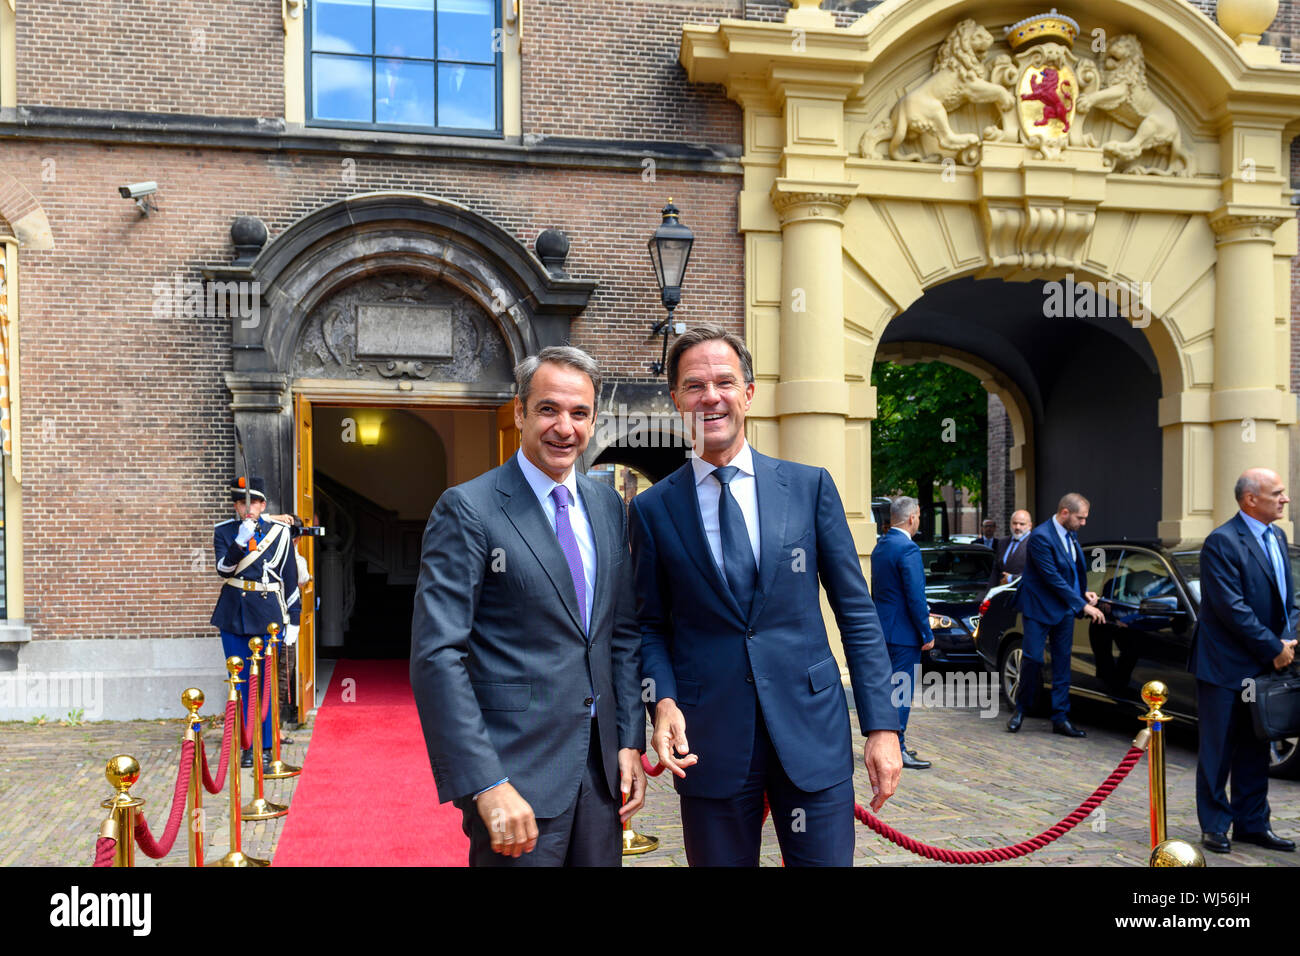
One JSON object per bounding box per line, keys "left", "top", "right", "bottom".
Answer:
{"left": 240, "top": 749, "right": 253, "bottom": 769}
{"left": 905, "top": 748, "right": 917, "bottom": 757}
{"left": 1233, "top": 828, "right": 1296, "bottom": 851}
{"left": 901, "top": 751, "right": 931, "bottom": 769}
{"left": 1052, "top": 720, "right": 1087, "bottom": 738}
{"left": 1201, "top": 832, "right": 1231, "bottom": 853}
{"left": 1006, "top": 711, "right": 1023, "bottom": 733}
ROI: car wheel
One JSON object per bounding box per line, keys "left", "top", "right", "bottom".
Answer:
{"left": 1268, "top": 737, "right": 1300, "bottom": 779}
{"left": 999, "top": 637, "right": 1023, "bottom": 707}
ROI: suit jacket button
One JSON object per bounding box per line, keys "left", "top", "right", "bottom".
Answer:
{"left": 747, "top": 629, "right": 755, "bottom": 639}
{"left": 745, "top": 674, "right": 755, "bottom": 683}
{"left": 584, "top": 697, "right": 594, "bottom": 707}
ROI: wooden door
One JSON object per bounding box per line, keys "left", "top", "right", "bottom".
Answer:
{"left": 294, "top": 393, "right": 316, "bottom": 714}
{"left": 496, "top": 398, "right": 520, "bottom": 466}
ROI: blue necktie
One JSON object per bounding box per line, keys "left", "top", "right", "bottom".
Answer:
{"left": 1265, "top": 527, "right": 1287, "bottom": 600}
{"left": 713, "top": 466, "right": 757, "bottom": 615}
{"left": 1004, "top": 538, "right": 1020, "bottom": 563}
{"left": 1066, "top": 531, "right": 1079, "bottom": 590}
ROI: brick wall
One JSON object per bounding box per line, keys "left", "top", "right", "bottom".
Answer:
{"left": 523, "top": 0, "right": 742, "bottom": 143}
{"left": 17, "top": 0, "right": 283, "bottom": 116}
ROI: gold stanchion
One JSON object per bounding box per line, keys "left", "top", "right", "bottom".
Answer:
{"left": 621, "top": 791, "right": 658, "bottom": 856}
{"left": 263, "top": 623, "right": 301, "bottom": 780}
{"left": 182, "top": 688, "right": 205, "bottom": 867}
{"left": 1138, "top": 680, "right": 1204, "bottom": 867}
{"left": 241, "top": 637, "right": 288, "bottom": 821}
{"left": 100, "top": 755, "right": 144, "bottom": 868}
{"left": 210, "top": 656, "right": 269, "bottom": 866}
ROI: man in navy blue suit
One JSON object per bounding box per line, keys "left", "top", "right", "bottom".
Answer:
{"left": 1189, "top": 467, "right": 1297, "bottom": 854}
{"left": 1005, "top": 493, "right": 1105, "bottom": 737}
{"left": 871, "top": 496, "right": 935, "bottom": 769}
{"left": 629, "top": 325, "right": 901, "bottom": 867}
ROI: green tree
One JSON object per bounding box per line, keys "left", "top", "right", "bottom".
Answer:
{"left": 871, "top": 360, "right": 987, "bottom": 512}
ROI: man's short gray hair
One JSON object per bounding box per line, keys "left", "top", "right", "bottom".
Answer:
{"left": 890, "top": 496, "right": 919, "bottom": 525}
{"left": 514, "top": 346, "right": 602, "bottom": 410}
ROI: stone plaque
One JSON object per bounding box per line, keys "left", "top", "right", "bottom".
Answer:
{"left": 355, "top": 303, "right": 453, "bottom": 359}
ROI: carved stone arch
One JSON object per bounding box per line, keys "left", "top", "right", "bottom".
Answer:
{"left": 209, "top": 192, "right": 597, "bottom": 509}
{"left": 0, "top": 171, "right": 53, "bottom": 250}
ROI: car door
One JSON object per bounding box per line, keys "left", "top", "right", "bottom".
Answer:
{"left": 1070, "top": 545, "right": 1122, "bottom": 696}
{"left": 1094, "top": 547, "right": 1197, "bottom": 713}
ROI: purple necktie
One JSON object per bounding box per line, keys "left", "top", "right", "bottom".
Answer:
{"left": 550, "top": 485, "right": 587, "bottom": 632}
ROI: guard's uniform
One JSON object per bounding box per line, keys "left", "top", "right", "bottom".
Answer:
{"left": 211, "top": 479, "right": 298, "bottom": 755}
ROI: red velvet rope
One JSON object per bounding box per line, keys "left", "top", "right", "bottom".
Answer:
{"left": 200, "top": 699, "right": 237, "bottom": 794}
{"left": 641, "top": 753, "right": 666, "bottom": 777}
{"left": 133, "top": 739, "right": 196, "bottom": 859}
{"left": 261, "top": 659, "right": 274, "bottom": 722}
{"left": 92, "top": 836, "right": 117, "bottom": 867}
{"left": 854, "top": 745, "right": 1145, "bottom": 864}
{"left": 241, "top": 670, "right": 259, "bottom": 751}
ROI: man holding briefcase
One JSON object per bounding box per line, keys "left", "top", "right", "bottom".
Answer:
{"left": 1189, "top": 467, "right": 1298, "bottom": 854}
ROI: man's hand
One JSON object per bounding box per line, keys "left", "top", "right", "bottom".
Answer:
{"left": 1274, "top": 638, "right": 1297, "bottom": 670}
{"left": 1085, "top": 591, "right": 1100, "bottom": 606}
{"left": 651, "top": 699, "right": 699, "bottom": 778}
{"left": 1082, "top": 604, "right": 1105, "bottom": 624}
{"left": 284, "top": 625, "right": 299, "bottom": 647}
{"left": 863, "top": 730, "right": 902, "bottom": 813}
{"left": 617, "top": 748, "right": 646, "bottom": 822}
{"left": 476, "top": 782, "right": 538, "bottom": 858}
{"left": 921, "top": 639, "right": 935, "bottom": 651}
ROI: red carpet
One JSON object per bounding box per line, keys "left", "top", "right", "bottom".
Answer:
{"left": 273, "top": 659, "right": 468, "bottom": 866}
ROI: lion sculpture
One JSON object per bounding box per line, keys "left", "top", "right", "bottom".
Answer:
{"left": 865, "top": 18, "right": 1016, "bottom": 163}
{"left": 1076, "top": 34, "right": 1193, "bottom": 176}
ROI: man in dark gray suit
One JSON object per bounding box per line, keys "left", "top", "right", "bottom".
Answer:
{"left": 410, "top": 346, "right": 646, "bottom": 866}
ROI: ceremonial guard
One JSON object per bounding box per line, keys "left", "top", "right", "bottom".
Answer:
{"left": 211, "top": 476, "right": 299, "bottom": 768}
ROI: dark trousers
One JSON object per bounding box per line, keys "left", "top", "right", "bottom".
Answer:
{"left": 678, "top": 705, "right": 855, "bottom": 867}
{"left": 1195, "top": 680, "right": 1271, "bottom": 835}
{"left": 220, "top": 630, "right": 273, "bottom": 750}
{"left": 459, "top": 721, "right": 620, "bottom": 867}
{"left": 887, "top": 642, "right": 922, "bottom": 751}
{"left": 1017, "top": 614, "right": 1073, "bottom": 722}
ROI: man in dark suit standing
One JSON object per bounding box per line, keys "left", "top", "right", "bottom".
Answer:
{"left": 629, "top": 325, "right": 901, "bottom": 867}
{"left": 1006, "top": 494, "right": 1105, "bottom": 737}
{"left": 975, "top": 519, "right": 998, "bottom": 550}
{"left": 410, "top": 346, "right": 645, "bottom": 866}
{"left": 988, "top": 509, "right": 1032, "bottom": 588}
{"left": 1189, "top": 467, "right": 1297, "bottom": 854}
{"left": 871, "top": 496, "right": 935, "bottom": 770}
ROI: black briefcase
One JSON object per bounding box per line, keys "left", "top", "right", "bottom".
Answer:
{"left": 1249, "top": 666, "right": 1300, "bottom": 741}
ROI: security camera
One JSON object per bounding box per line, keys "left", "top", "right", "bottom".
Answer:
{"left": 118, "top": 182, "right": 159, "bottom": 216}
{"left": 118, "top": 182, "right": 157, "bottom": 199}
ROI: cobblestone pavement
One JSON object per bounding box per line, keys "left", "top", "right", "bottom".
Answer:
{"left": 4, "top": 693, "right": 1300, "bottom": 867}
{"left": 0, "top": 712, "right": 312, "bottom": 867}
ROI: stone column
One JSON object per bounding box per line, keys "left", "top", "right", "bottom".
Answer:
{"left": 1208, "top": 209, "right": 1288, "bottom": 524}
{"left": 770, "top": 185, "right": 856, "bottom": 487}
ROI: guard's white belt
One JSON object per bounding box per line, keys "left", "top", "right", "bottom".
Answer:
{"left": 224, "top": 579, "right": 282, "bottom": 593}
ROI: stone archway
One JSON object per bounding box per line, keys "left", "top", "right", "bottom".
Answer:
{"left": 204, "top": 192, "right": 597, "bottom": 508}
{"left": 681, "top": 0, "right": 1300, "bottom": 563}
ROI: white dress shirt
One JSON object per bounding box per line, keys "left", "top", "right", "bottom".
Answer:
{"left": 516, "top": 450, "right": 597, "bottom": 630}
{"left": 691, "top": 440, "right": 761, "bottom": 577}
{"left": 1051, "top": 515, "right": 1076, "bottom": 562}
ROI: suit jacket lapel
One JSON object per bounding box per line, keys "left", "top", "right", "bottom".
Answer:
{"left": 749, "top": 452, "right": 790, "bottom": 622}
{"left": 1233, "top": 515, "right": 1278, "bottom": 594}
{"left": 496, "top": 457, "right": 585, "bottom": 635}
{"left": 667, "top": 463, "right": 745, "bottom": 621}
{"left": 576, "top": 475, "right": 611, "bottom": 643}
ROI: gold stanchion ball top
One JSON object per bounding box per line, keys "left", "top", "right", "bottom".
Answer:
{"left": 226, "top": 656, "right": 244, "bottom": 676}
{"left": 1150, "top": 839, "right": 1206, "bottom": 867}
{"left": 266, "top": 622, "right": 280, "bottom": 636}
{"left": 1141, "top": 681, "right": 1169, "bottom": 708}
{"left": 105, "top": 754, "right": 140, "bottom": 792}
{"left": 182, "top": 687, "right": 205, "bottom": 714}
{"left": 247, "top": 636, "right": 263, "bottom": 656}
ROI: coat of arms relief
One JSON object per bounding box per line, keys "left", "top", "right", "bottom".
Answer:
{"left": 861, "top": 9, "right": 1194, "bottom": 176}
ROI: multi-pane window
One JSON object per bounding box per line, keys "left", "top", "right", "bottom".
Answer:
{"left": 309, "top": 0, "right": 500, "bottom": 134}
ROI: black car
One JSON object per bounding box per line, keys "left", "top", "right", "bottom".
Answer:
{"left": 917, "top": 542, "right": 994, "bottom": 667}
{"left": 974, "top": 539, "right": 1300, "bottom": 777}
